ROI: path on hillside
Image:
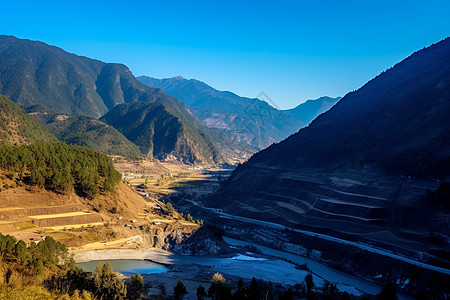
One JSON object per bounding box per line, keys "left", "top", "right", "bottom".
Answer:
{"left": 200, "top": 206, "right": 450, "bottom": 275}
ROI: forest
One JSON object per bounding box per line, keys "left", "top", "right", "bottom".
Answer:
{"left": 0, "top": 142, "right": 121, "bottom": 197}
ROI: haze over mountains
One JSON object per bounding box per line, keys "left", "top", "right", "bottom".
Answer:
{"left": 207, "top": 37, "right": 450, "bottom": 264}
{"left": 139, "top": 75, "right": 340, "bottom": 154}
{"left": 0, "top": 35, "right": 223, "bottom": 164}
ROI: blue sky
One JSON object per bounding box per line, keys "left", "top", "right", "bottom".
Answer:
{"left": 1, "top": 0, "right": 449, "bottom": 109}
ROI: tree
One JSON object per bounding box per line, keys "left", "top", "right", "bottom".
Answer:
{"left": 166, "top": 202, "right": 175, "bottom": 213}
{"left": 248, "top": 277, "right": 259, "bottom": 300}
{"left": 378, "top": 283, "right": 397, "bottom": 300}
{"left": 186, "top": 213, "right": 194, "bottom": 223}
{"left": 305, "top": 273, "right": 314, "bottom": 298}
{"left": 197, "top": 285, "right": 207, "bottom": 300}
{"left": 232, "top": 278, "right": 246, "bottom": 300}
{"left": 174, "top": 280, "right": 187, "bottom": 300}
{"left": 158, "top": 283, "right": 166, "bottom": 297}
{"left": 280, "top": 289, "right": 293, "bottom": 300}
{"left": 208, "top": 273, "right": 232, "bottom": 300}
{"left": 93, "top": 263, "right": 127, "bottom": 299}
{"left": 14, "top": 240, "right": 31, "bottom": 265}
{"left": 128, "top": 273, "right": 144, "bottom": 300}
{"left": 33, "top": 258, "right": 45, "bottom": 276}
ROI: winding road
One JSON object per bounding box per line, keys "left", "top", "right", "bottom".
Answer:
{"left": 199, "top": 205, "right": 450, "bottom": 276}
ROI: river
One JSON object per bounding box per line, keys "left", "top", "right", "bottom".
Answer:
{"left": 76, "top": 237, "right": 413, "bottom": 299}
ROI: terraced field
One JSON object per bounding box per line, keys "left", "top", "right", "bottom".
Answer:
{"left": 0, "top": 203, "right": 104, "bottom": 233}
{"left": 211, "top": 166, "right": 448, "bottom": 260}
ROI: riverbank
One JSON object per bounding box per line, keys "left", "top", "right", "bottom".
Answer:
{"left": 71, "top": 248, "right": 172, "bottom": 263}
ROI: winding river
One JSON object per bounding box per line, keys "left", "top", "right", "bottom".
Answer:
{"left": 76, "top": 237, "right": 412, "bottom": 299}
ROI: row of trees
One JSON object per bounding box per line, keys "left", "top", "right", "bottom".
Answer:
{"left": 0, "top": 234, "right": 121, "bottom": 299}
{"left": 0, "top": 233, "right": 68, "bottom": 279}
{"left": 174, "top": 272, "right": 398, "bottom": 300}
{"left": 175, "top": 273, "right": 299, "bottom": 300}
{"left": 1, "top": 232, "right": 398, "bottom": 300}
{"left": 46, "top": 262, "right": 145, "bottom": 300}
{"left": 165, "top": 202, "right": 204, "bottom": 225}
{"left": 0, "top": 142, "right": 121, "bottom": 197}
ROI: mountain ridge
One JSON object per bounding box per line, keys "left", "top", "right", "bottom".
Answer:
{"left": 0, "top": 35, "right": 224, "bottom": 164}
{"left": 29, "top": 111, "right": 143, "bottom": 159}
{"left": 205, "top": 38, "right": 450, "bottom": 263}
{"left": 138, "top": 75, "right": 340, "bottom": 154}
{"left": 100, "top": 101, "right": 224, "bottom": 164}
{"left": 248, "top": 37, "right": 450, "bottom": 177}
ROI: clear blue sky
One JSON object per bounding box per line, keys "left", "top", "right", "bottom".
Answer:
{"left": 1, "top": 0, "right": 449, "bottom": 109}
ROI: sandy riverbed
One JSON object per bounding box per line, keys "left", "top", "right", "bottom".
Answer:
{"left": 71, "top": 248, "right": 172, "bottom": 263}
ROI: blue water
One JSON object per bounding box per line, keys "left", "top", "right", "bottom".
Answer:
{"left": 76, "top": 238, "right": 412, "bottom": 299}
{"left": 77, "top": 259, "right": 167, "bottom": 274}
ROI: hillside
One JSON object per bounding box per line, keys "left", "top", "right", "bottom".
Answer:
{"left": 30, "top": 111, "right": 143, "bottom": 159}
{"left": 0, "top": 142, "right": 201, "bottom": 247}
{"left": 285, "top": 96, "right": 341, "bottom": 125}
{"left": 207, "top": 38, "right": 450, "bottom": 265}
{"left": 138, "top": 75, "right": 340, "bottom": 153}
{"left": 249, "top": 38, "right": 450, "bottom": 177}
{"left": 0, "top": 35, "right": 223, "bottom": 164}
{"left": 0, "top": 94, "right": 57, "bottom": 145}
{"left": 100, "top": 101, "right": 224, "bottom": 164}
{"left": 0, "top": 143, "right": 204, "bottom": 299}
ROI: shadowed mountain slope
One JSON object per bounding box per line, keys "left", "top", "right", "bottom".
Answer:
{"left": 248, "top": 37, "right": 450, "bottom": 177}
{"left": 207, "top": 38, "right": 450, "bottom": 263}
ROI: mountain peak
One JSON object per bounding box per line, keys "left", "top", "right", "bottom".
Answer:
{"left": 173, "top": 75, "right": 184, "bottom": 80}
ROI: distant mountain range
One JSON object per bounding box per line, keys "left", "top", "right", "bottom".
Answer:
{"left": 0, "top": 35, "right": 223, "bottom": 164}
{"left": 138, "top": 75, "right": 340, "bottom": 155}
{"left": 0, "top": 35, "right": 340, "bottom": 164}
{"left": 207, "top": 37, "right": 450, "bottom": 260}
{"left": 0, "top": 95, "right": 57, "bottom": 145}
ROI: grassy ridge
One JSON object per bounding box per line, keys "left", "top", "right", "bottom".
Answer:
{"left": 0, "top": 95, "right": 57, "bottom": 145}
{"left": 32, "top": 113, "right": 143, "bottom": 160}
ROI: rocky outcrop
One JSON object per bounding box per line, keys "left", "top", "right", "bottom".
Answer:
{"left": 172, "top": 226, "right": 234, "bottom": 256}
{"left": 140, "top": 223, "right": 233, "bottom": 256}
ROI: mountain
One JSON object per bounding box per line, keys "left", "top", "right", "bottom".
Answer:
{"left": 29, "top": 110, "right": 143, "bottom": 159}
{"left": 249, "top": 38, "right": 450, "bottom": 177}
{"left": 286, "top": 96, "right": 341, "bottom": 125}
{"left": 138, "top": 75, "right": 340, "bottom": 155}
{"left": 0, "top": 94, "right": 57, "bottom": 145}
{"left": 100, "top": 101, "right": 223, "bottom": 164}
{"left": 0, "top": 35, "right": 223, "bottom": 164}
{"left": 207, "top": 38, "right": 450, "bottom": 260}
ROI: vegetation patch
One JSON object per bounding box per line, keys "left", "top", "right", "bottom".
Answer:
{"left": 0, "top": 142, "right": 121, "bottom": 197}
{"left": 17, "top": 222, "right": 36, "bottom": 230}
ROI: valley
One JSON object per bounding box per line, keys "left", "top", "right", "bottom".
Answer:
{"left": 0, "top": 19, "right": 449, "bottom": 299}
